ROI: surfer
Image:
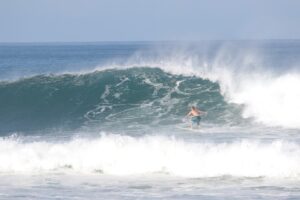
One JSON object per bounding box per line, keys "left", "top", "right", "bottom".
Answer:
{"left": 186, "top": 106, "right": 206, "bottom": 127}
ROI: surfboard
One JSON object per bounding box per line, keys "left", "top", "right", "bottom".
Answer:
{"left": 176, "top": 125, "right": 203, "bottom": 133}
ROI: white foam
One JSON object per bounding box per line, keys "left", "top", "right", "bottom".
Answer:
{"left": 228, "top": 73, "right": 300, "bottom": 128}
{"left": 1, "top": 134, "right": 300, "bottom": 178}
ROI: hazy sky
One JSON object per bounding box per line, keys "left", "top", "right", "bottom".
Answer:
{"left": 1, "top": 0, "right": 300, "bottom": 42}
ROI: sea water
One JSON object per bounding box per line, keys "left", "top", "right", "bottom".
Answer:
{"left": 0, "top": 40, "right": 300, "bottom": 199}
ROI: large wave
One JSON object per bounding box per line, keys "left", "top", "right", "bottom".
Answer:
{"left": 96, "top": 45, "right": 300, "bottom": 129}
{"left": 0, "top": 67, "right": 243, "bottom": 133}
{"left": 1, "top": 134, "right": 299, "bottom": 178}
{"left": 1, "top": 42, "right": 300, "bottom": 132}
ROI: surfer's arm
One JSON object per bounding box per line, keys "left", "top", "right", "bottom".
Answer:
{"left": 197, "top": 109, "right": 207, "bottom": 115}
{"left": 200, "top": 111, "right": 207, "bottom": 115}
{"left": 186, "top": 111, "right": 192, "bottom": 117}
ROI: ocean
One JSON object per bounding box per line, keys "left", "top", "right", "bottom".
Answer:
{"left": 0, "top": 40, "right": 300, "bottom": 199}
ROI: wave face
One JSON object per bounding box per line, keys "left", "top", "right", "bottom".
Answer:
{"left": 1, "top": 134, "right": 300, "bottom": 178}
{"left": 0, "top": 67, "right": 244, "bottom": 133}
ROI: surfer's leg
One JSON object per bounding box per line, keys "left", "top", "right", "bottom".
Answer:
{"left": 196, "top": 116, "right": 201, "bottom": 126}
{"left": 191, "top": 117, "right": 197, "bottom": 128}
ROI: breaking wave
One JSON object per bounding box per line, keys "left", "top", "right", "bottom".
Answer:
{"left": 0, "top": 67, "right": 243, "bottom": 133}
{"left": 1, "top": 134, "right": 299, "bottom": 178}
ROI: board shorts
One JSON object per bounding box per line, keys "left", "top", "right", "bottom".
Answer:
{"left": 191, "top": 116, "right": 201, "bottom": 125}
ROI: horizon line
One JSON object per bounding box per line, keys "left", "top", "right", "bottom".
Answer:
{"left": 1, "top": 38, "right": 300, "bottom": 45}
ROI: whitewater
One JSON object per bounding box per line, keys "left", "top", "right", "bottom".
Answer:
{"left": 0, "top": 41, "right": 300, "bottom": 199}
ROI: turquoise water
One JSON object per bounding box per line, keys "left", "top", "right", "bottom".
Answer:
{"left": 0, "top": 41, "right": 300, "bottom": 199}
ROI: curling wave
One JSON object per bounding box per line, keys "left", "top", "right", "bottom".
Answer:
{"left": 0, "top": 67, "right": 242, "bottom": 133}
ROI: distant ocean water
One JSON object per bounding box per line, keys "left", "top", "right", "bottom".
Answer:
{"left": 0, "top": 40, "right": 300, "bottom": 199}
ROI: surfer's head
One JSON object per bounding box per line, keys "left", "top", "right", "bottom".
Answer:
{"left": 191, "top": 106, "right": 196, "bottom": 110}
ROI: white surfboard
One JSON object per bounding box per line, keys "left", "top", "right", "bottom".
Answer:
{"left": 176, "top": 125, "right": 203, "bottom": 133}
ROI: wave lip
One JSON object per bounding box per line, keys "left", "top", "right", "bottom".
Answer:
{"left": 0, "top": 134, "right": 299, "bottom": 178}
